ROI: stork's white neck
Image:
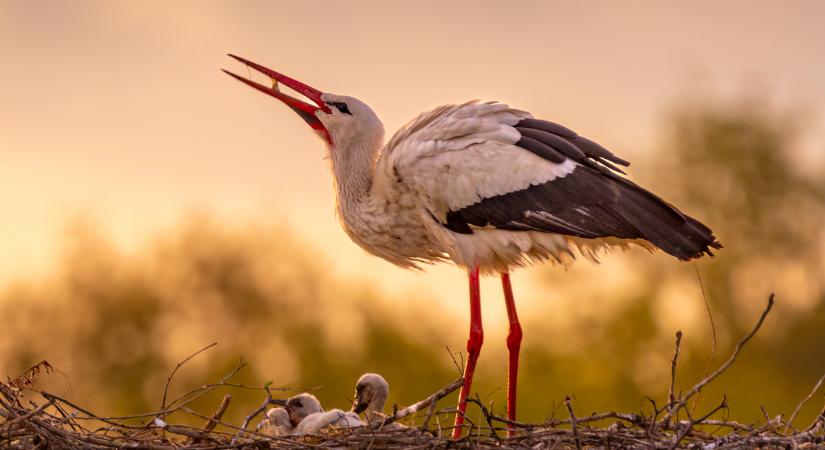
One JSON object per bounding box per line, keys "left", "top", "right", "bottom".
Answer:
{"left": 329, "top": 129, "right": 384, "bottom": 214}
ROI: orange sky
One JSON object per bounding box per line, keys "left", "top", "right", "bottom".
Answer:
{"left": 1, "top": 1, "right": 824, "bottom": 315}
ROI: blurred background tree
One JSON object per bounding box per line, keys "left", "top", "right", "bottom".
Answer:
{"left": 1, "top": 94, "right": 823, "bottom": 427}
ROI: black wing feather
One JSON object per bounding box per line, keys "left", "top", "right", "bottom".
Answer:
{"left": 439, "top": 119, "right": 721, "bottom": 260}
{"left": 515, "top": 135, "right": 567, "bottom": 163}
{"left": 516, "top": 118, "right": 577, "bottom": 138}
{"left": 515, "top": 127, "right": 586, "bottom": 160}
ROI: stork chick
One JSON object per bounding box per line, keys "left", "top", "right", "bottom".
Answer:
{"left": 256, "top": 407, "right": 292, "bottom": 437}
{"left": 352, "top": 373, "right": 389, "bottom": 422}
{"left": 352, "top": 373, "right": 409, "bottom": 430}
{"left": 286, "top": 392, "right": 364, "bottom": 436}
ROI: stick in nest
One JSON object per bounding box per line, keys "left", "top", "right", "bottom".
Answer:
{"left": 668, "top": 330, "right": 683, "bottom": 408}
{"left": 565, "top": 396, "right": 582, "bottom": 450}
{"left": 379, "top": 377, "right": 463, "bottom": 429}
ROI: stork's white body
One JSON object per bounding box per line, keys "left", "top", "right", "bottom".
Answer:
{"left": 332, "top": 101, "right": 606, "bottom": 274}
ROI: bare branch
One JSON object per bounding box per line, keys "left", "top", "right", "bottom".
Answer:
{"left": 663, "top": 294, "right": 774, "bottom": 425}
{"left": 204, "top": 394, "right": 232, "bottom": 433}
{"left": 786, "top": 372, "right": 825, "bottom": 433}
{"left": 565, "top": 396, "right": 582, "bottom": 450}
{"left": 692, "top": 264, "right": 718, "bottom": 413}
{"left": 383, "top": 377, "right": 463, "bottom": 426}
{"left": 159, "top": 342, "right": 218, "bottom": 411}
{"left": 668, "top": 330, "right": 683, "bottom": 407}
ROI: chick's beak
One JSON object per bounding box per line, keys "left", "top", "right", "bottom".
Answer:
{"left": 352, "top": 401, "right": 368, "bottom": 414}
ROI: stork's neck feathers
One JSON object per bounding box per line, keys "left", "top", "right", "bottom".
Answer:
{"left": 331, "top": 139, "right": 378, "bottom": 206}
{"left": 328, "top": 117, "right": 385, "bottom": 213}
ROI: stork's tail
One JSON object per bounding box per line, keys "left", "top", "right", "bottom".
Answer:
{"left": 614, "top": 180, "right": 722, "bottom": 261}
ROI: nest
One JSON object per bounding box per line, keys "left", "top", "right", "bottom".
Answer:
{"left": 2, "top": 295, "right": 824, "bottom": 449}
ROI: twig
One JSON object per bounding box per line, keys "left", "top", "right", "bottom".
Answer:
{"left": 805, "top": 396, "right": 825, "bottom": 432}
{"left": 466, "top": 397, "right": 500, "bottom": 440}
{"left": 162, "top": 357, "right": 246, "bottom": 414}
{"left": 232, "top": 391, "right": 274, "bottom": 444}
{"left": 382, "top": 378, "right": 463, "bottom": 426}
{"left": 564, "top": 396, "right": 582, "bottom": 450}
{"left": 668, "top": 330, "right": 683, "bottom": 407}
{"left": 2, "top": 400, "right": 53, "bottom": 428}
{"left": 420, "top": 390, "right": 439, "bottom": 430}
{"left": 445, "top": 345, "right": 463, "bottom": 376}
{"left": 204, "top": 394, "right": 232, "bottom": 433}
{"left": 159, "top": 342, "right": 218, "bottom": 411}
{"left": 692, "top": 264, "right": 717, "bottom": 414}
{"left": 663, "top": 294, "right": 774, "bottom": 424}
{"left": 786, "top": 372, "right": 825, "bottom": 433}
{"left": 155, "top": 421, "right": 221, "bottom": 444}
{"left": 185, "top": 393, "right": 233, "bottom": 446}
{"left": 669, "top": 395, "right": 728, "bottom": 450}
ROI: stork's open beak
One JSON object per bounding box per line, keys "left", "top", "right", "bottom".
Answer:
{"left": 223, "top": 54, "right": 332, "bottom": 144}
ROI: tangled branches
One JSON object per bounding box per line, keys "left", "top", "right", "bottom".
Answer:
{"left": 1, "top": 294, "right": 824, "bottom": 449}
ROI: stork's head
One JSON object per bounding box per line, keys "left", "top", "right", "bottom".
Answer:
{"left": 351, "top": 373, "right": 389, "bottom": 415}
{"left": 284, "top": 393, "right": 323, "bottom": 427}
{"left": 223, "top": 55, "right": 383, "bottom": 153}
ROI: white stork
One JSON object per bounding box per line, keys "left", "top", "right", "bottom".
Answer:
{"left": 223, "top": 55, "right": 721, "bottom": 438}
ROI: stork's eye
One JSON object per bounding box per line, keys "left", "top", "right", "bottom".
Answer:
{"left": 329, "top": 102, "right": 352, "bottom": 115}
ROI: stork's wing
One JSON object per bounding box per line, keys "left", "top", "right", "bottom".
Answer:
{"left": 383, "top": 102, "right": 720, "bottom": 261}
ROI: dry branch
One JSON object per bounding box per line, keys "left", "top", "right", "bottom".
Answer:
{"left": 662, "top": 294, "right": 774, "bottom": 425}
{"left": 786, "top": 372, "right": 825, "bottom": 433}
{"left": 160, "top": 342, "right": 218, "bottom": 411}
{"left": 385, "top": 377, "right": 462, "bottom": 426}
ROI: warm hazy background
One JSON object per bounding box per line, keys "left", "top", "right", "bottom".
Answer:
{"left": 1, "top": 0, "right": 824, "bottom": 428}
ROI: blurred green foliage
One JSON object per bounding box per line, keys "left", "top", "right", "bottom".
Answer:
{"left": 1, "top": 96, "right": 823, "bottom": 429}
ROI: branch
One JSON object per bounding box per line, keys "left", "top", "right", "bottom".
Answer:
{"left": 232, "top": 389, "right": 276, "bottom": 444}
{"left": 786, "top": 372, "right": 825, "bottom": 433}
{"left": 466, "top": 397, "right": 501, "bottom": 440}
{"left": 565, "top": 396, "right": 582, "bottom": 450}
{"left": 159, "top": 342, "right": 218, "bottom": 411}
{"left": 204, "top": 394, "right": 232, "bottom": 433}
{"left": 663, "top": 294, "right": 774, "bottom": 424}
{"left": 383, "top": 377, "right": 463, "bottom": 426}
{"left": 668, "top": 330, "right": 683, "bottom": 407}
{"left": 669, "top": 396, "right": 728, "bottom": 450}
{"left": 692, "top": 264, "right": 718, "bottom": 413}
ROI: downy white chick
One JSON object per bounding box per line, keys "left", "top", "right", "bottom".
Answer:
{"left": 256, "top": 407, "right": 292, "bottom": 437}
{"left": 352, "top": 373, "right": 406, "bottom": 430}
{"left": 286, "top": 392, "right": 363, "bottom": 435}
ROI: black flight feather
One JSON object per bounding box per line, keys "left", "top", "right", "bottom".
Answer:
{"left": 438, "top": 119, "right": 721, "bottom": 260}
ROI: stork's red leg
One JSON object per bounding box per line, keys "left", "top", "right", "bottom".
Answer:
{"left": 501, "top": 272, "right": 522, "bottom": 431}
{"left": 452, "top": 267, "right": 483, "bottom": 439}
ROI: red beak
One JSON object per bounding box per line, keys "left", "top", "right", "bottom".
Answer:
{"left": 223, "top": 54, "right": 332, "bottom": 144}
